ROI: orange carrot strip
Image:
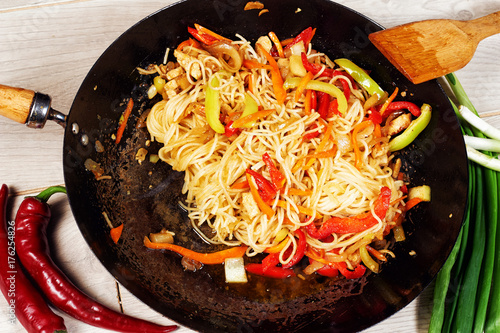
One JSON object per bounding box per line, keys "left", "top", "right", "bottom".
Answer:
{"left": 304, "top": 89, "right": 313, "bottom": 115}
{"left": 246, "top": 173, "right": 275, "bottom": 219}
{"left": 115, "top": 98, "right": 134, "bottom": 144}
{"left": 405, "top": 197, "right": 424, "bottom": 210}
{"left": 265, "top": 236, "right": 289, "bottom": 253}
{"left": 303, "top": 121, "right": 334, "bottom": 169}
{"left": 305, "top": 146, "right": 338, "bottom": 159}
{"left": 243, "top": 59, "right": 273, "bottom": 70}
{"left": 230, "top": 180, "right": 250, "bottom": 190}
{"left": 379, "top": 87, "right": 399, "bottom": 116}
{"left": 194, "top": 23, "right": 231, "bottom": 42}
{"left": 232, "top": 108, "right": 274, "bottom": 128}
{"left": 287, "top": 188, "right": 313, "bottom": 196}
{"left": 268, "top": 31, "right": 285, "bottom": 58}
{"left": 280, "top": 38, "right": 294, "bottom": 47}
{"left": 256, "top": 43, "right": 286, "bottom": 105}
{"left": 177, "top": 38, "right": 201, "bottom": 51}
{"left": 110, "top": 224, "right": 124, "bottom": 244}
{"left": 294, "top": 71, "right": 314, "bottom": 102}
{"left": 351, "top": 120, "right": 372, "bottom": 170}
{"left": 144, "top": 237, "right": 247, "bottom": 264}
{"left": 366, "top": 245, "right": 387, "bottom": 262}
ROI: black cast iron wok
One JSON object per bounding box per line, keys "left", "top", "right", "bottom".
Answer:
{"left": 1, "top": 0, "right": 468, "bottom": 332}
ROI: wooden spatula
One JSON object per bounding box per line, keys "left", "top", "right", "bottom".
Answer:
{"left": 368, "top": 11, "right": 500, "bottom": 84}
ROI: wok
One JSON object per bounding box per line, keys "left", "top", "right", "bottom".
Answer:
{"left": 0, "top": 0, "right": 468, "bottom": 332}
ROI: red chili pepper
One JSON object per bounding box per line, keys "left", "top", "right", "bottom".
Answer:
{"left": 305, "top": 187, "right": 391, "bottom": 238}
{"left": 14, "top": 186, "right": 178, "bottom": 333}
{"left": 385, "top": 101, "right": 421, "bottom": 117}
{"left": 245, "top": 169, "right": 277, "bottom": 202}
{"left": 0, "top": 184, "right": 67, "bottom": 333}
{"left": 245, "top": 263, "right": 295, "bottom": 279}
{"left": 224, "top": 120, "right": 240, "bottom": 137}
{"left": 262, "top": 153, "right": 285, "bottom": 190}
{"left": 187, "top": 26, "right": 218, "bottom": 45}
{"left": 317, "top": 91, "right": 330, "bottom": 119}
{"left": 332, "top": 262, "right": 367, "bottom": 279}
{"left": 284, "top": 27, "right": 316, "bottom": 50}
{"left": 282, "top": 230, "right": 306, "bottom": 269}
{"left": 368, "top": 109, "right": 383, "bottom": 125}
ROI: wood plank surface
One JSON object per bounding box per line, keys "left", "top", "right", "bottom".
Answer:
{"left": 1, "top": 0, "right": 500, "bottom": 332}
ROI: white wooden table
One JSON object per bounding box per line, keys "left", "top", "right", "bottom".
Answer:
{"left": 1, "top": 0, "right": 499, "bottom": 332}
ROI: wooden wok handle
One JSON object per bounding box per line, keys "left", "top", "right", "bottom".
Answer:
{"left": 0, "top": 84, "right": 35, "bottom": 124}
{"left": 0, "top": 84, "right": 60, "bottom": 128}
{"left": 457, "top": 10, "right": 500, "bottom": 42}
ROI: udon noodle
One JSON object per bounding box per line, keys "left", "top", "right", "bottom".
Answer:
{"left": 143, "top": 26, "right": 427, "bottom": 278}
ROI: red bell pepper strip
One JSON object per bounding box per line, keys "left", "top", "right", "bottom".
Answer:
{"left": 332, "top": 262, "right": 367, "bottom": 279}
{"left": 262, "top": 152, "right": 285, "bottom": 190}
{"left": 261, "top": 252, "right": 280, "bottom": 272}
{"left": 115, "top": 98, "right": 134, "bottom": 144}
{"left": 282, "top": 230, "right": 307, "bottom": 269}
{"left": 308, "top": 258, "right": 339, "bottom": 278}
{"left": 245, "top": 169, "right": 277, "bottom": 201}
{"left": 187, "top": 26, "right": 219, "bottom": 45}
{"left": 302, "top": 123, "right": 321, "bottom": 142}
{"left": 246, "top": 172, "right": 275, "bottom": 219}
{"left": 305, "top": 186, "right": 391, "bottom": 238}
{"left": 385, "top": 101, "right": 421, "bottom": 117}
{"left": 311, "top": 90, "right": 318, "bottom": 111}
{"left": 368, "top": 108, "right": 383, "bottom": 125}
{"left": 284, "top": 27, "right": 316, "bottom": 50}
{"left": 245, "top": 263, "right": 295, "bottom": 279}
{"left": 0, "top": 184, "right": 68, "bottom": 333}
{"left": 14, "top": 186, "right": 178, "bottom": 333}
{"left": 317, "top": 91, "right": 330, "bottom": 119}
{"left": 328, "top": 99, "right": 340, "bottom": 118}
{"left": 224, "top": 120, "right": 240, "bottom": 137}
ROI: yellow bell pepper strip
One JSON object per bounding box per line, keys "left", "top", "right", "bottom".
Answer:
{"left": 351, "top": 120, "right": 372, "bottom": 170}
{"left": 256, "top": 43, "right": 287, "bottom": 105}
{"left": 232, "top": 108, "right": 274, "bottom": 128}
{"left": 268, "top": 31, "right": 284, "bottom": 58}
{"left": 262, "top": 152, "right": 285, "bottom": 190}
{"left": 283, "top": 77, "right": 348, "bottom": 115}
{"left": 144, "top": 236, "right": 247, "bottom": 264}
{"left": 110, "top": 224, "right": 124, "bottom": 244}
{"left": 360, "top": 245, "right": 380, "bottom": 273}
{"left": 238, "top": 93, "right": 259, "bottom": 128}
{"left": 389, "top": 103, "right": 432, "bottom": 151}
{"left": 115, "top": 98, "right": 134, "bottom": 144}
{"left": 305, "top": 186, "right": 391, "bottom": 238}
{"left": 242, "top": 59, "right": 272, "bottom": 70}
{"left": 205, "top": 76, "right": 225, "bottom": 133}
{"left": 334, "top": 58, "right": 386, "bottom": 99}
{"left": 246, "top": 172, "right": 275, "bottom": 219}
{"left": 294, "top": 71, "right": 314, "bottom": 102}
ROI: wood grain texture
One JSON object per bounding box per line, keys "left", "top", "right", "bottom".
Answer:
{"left": 1, "top": 1, "right": 500, "bottom": 332}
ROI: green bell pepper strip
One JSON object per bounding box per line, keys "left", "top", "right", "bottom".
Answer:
{"left": 283, "top": 77, "right": 347, "bottom": 115}
{"left": 388, "top": 103, "right": 432, "bottom": 152}
{"left": 239, "top": 93, "right": 259, "bottom": 128}
{"left": 205, "top": 76, "right": 225, "bottom": 133}
{"left": 334, "top": 58, "right": 385, "bottom": 99}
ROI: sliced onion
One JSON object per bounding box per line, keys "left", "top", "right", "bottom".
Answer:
{"left": 204, "top": 41, "right": 242, "bottom": 73}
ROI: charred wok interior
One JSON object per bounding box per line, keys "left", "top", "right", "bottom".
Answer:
{"left": 62, "top": 0, "right": 467, "bottom": 332}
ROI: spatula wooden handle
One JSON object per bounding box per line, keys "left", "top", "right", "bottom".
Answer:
{"left": 0, "top": 84, "right": 35, "bottom": 124}
{"left": 457, "top": 10, "right": 500, "bottom": 42}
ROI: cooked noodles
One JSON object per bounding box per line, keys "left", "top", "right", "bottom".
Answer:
{"left": 143, "top": 26, "right": 425, "bottom": 278}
